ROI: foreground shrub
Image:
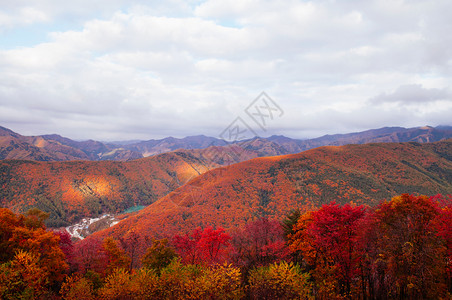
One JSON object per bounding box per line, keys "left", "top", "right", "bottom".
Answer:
{"left": 95, "top": 259, "right": 244, "bottom": 299}
{"left": 157, "top": 258, "right": 206, "bottom": 299}
{"left": 201, "top": 263, "right": 244, "bottom": 299}
{"left": 248, "top": 261, "right": 312, "bottom": 299}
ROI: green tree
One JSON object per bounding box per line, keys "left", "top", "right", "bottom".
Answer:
{"left": 281, "top": 209, "right": 301, "bottom": 240}
{"left": 141, "top": 238, "right": 177, "bottom": 272}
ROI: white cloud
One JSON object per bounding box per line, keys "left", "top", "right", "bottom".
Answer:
{"left": 0, "top": 0, "right": 451, "bottom": 140}
{"left": 371, "top": 84, "right": 451, "bottom": 104}
{"left": 0, "top": 6, "right": 48, "bottom": 30}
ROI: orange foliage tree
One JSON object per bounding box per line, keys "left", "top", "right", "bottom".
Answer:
{"left": 60, "top": 274, "right": 95, "bottom": 300}
{"left": 102, "top": 237, "right": 131, "bottom": 275}
{"left": 0, "top": 208, "right": 68, "bottom": 297}
{"left": 0, "top": 250, "right": 50, "bottom": 299}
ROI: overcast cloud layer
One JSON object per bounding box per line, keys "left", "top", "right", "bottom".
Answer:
{"left": 1, "top": 0, "right": 451, "bottom": 140}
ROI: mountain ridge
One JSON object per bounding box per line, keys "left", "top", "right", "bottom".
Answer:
{"left": 1, "top": 125, "right": 451, "bottom": 162}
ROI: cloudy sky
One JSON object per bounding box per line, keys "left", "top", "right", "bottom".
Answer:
{"left": 1, "top": 0, "right": 451, "bottom": 141}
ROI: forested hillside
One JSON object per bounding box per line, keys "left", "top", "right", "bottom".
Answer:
{"left": 96, "top": 140, "right": 452, "bottom": 239}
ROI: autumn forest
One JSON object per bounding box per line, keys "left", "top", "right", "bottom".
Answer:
{"left": 1, "top": 193, "right": 452, "bottom": 299}
{"left": 0, "top": 127, "right": 452, "bottom": 299}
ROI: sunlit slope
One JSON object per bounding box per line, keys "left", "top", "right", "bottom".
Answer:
{"left": 0, "top": 151, "right": 215, "bottom": 226}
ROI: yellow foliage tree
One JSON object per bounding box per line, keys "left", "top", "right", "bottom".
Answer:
{"left": 130, "top": 268, "right": 160, "bottom": 299}
{"left": 98, "top": 268, "right": 134, "bottom": 300}
{"left": 0, "top": 250, "right": 49, "bottom": 299}
{"left": 201, "top": 263, "right": 244, "bottom": 299}
{"left": 248, "top": 261, "right": 312, "bottom": 299}
{"left": 157, "top": 258, "right": 205, "bottom": 299}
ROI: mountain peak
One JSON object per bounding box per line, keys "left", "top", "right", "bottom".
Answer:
{"left": 0, "top": 126, "right": 20, "bottom": 137}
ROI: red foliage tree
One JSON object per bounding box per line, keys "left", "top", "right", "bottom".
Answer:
{"left": 230, "top": 218, "right": 288, "bottom": 270}
{"left": 119, "top": 230, "right": 143, "bottom": 270}
{"left": 71, "top": 237, "right": 107, "bottom": 275}
{"left": 308, "top": 202, "right": 366, "bottom": 298}
{"left": 433, "top": 194, "right": 452, "bottom": 294}
{"left": 173, "top": 228, "right": 201, "bottom": 264}
{"left": 53, "top": 230, "right": 74, "bottom": 263}
{"left": 173, "top": 226, "right": 230, "bottom": 265}
{"left": 362, "top": 194, "right": 445, "bottom": 299}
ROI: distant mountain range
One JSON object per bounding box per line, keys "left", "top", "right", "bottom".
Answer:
{"left": 1, "top": 125, "right": 451, "bottom": 162}
{"left": 0, "top": 126, "right": 140, "bottom": 161}
{"left": 93, "top": 139, "right": 452, "bottom": 240}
